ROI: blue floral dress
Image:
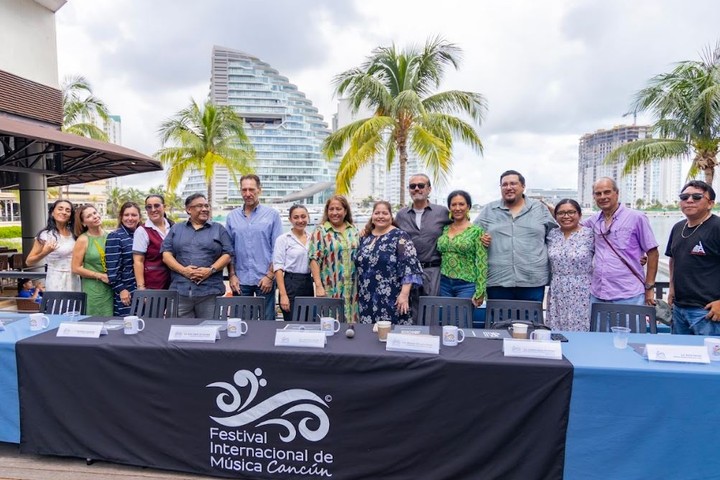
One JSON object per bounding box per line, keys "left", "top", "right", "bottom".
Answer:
{"left": 546, "top": 226, "right": 594, "bottom": 331}
{"left": 355, "top": 228, "right": 423, "bottom": 325}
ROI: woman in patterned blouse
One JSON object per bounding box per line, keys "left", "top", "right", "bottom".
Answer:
{"left": 437, "top": 190, "right": 488, "bottom": 325}
{"left": 106, "top": 202, "right": 141, "bottom": 316}
{"left": 309, "top": 195, "right": 359, "bottom": 323}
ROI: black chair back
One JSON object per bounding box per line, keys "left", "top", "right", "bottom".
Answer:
{"left": 291, "top": 297, "right": 345, "bottom": 323}
{"left": 417, "top": 296, "right": 474, "bottom": 328}
{"left": 589, "top": 302, "right": 657, "bottom": 333}
{"left": 485, "top": 299, "right": 544, "bottom": 329}
{"left": 40, "top": 291, "right": 87, "bottom": 315}
{"left": 130, "top": 290, "right": 179, "bottom": 318}
{"left": 214, "top": 296, "right": 265, "bottom": 321}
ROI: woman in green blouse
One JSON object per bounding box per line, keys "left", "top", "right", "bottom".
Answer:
{"left": 437, "top": 190, "right": 488, "bottom": 325}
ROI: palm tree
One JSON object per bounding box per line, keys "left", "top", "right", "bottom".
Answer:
{"left": 607, "top": 42, "right": 720, "bottom": 184}
{"left": 323, "top": 36, "right": 486, "bottom": 205}
{"left": 62, "top": 75, "right": 110, "bottom": 140}
{"left": 155, "top": 99, "right": 255, "bottom": 207}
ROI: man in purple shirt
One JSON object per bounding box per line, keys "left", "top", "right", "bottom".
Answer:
{"left": 585, "top": 177, "right": 659, "bottom": 306}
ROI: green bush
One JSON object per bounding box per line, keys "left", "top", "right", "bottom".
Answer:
{"left": 0, "top": 226, "right": 22, "bottom": 239}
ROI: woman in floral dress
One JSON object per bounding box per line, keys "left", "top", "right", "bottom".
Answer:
{"left": 546, "top": 199, "right": 594, "bottom": 331}
{"left": 355, "top": 201, "right": 423, "bottom": 325}
{"left": 309, "top": 196, "right": 360, "bottom": 323}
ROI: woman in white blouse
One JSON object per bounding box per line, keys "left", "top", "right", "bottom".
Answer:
{"left": 273, "top": 205, "right": 313, "bottom": 321}
{"left": 25, "top": 200, "right": 81, "bottom": 292}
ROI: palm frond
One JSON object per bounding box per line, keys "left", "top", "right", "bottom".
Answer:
{"left": 604, "top": 138, "right": 691, "bottom": 174}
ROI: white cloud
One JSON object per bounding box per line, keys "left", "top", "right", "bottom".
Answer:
{"left": 55, "top": 0, "right": 719, "bottom": 200}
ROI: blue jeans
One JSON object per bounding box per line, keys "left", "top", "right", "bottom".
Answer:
{"left": 672, "top": 304, "right": 720, "bottom": 336}
{"left": 590, "top": 293, "right": 645, "bottom": 306}
{"left": 486, "top": 286, "right": 545, "bottom": 303}
{"left": 238, "top": 284, "right": 276, "bottom": 320}
{"left": 439, "top": 275, "right": 486, "bottom": 328}
{"left": 177, "top": 294, "right": 217, "bottom": 319}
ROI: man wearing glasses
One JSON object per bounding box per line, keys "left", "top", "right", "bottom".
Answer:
{"left": 162, "top": 193, "right": 234, "bottom": 318}
{"left": 586, "top": 177, "right": 658, "bottom": 306}
{"left": 226, "top": 174, "right": 283, "bottom": 320}
{"left": 476, "top": 170, "right": 557, "bottom": 302}
{"left": 666, "top": 180, "right": 720, "bottom": 335}
{"left": 395, "top": 173, "right": 450, "bottom": 322}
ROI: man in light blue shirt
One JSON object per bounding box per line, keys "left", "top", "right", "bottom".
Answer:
{"left": 226, "top": 174, "right": 283, "bottom": 320}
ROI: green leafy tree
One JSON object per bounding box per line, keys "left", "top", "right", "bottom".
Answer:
{"left": 106, "top": 187, "right": 130, "bottom": 218}
{"left": 62, "top": 75, "right": 110, "bottom": 140}
{"left": 155, "top": 99, "right": 255, "bottom": 207}
{"left": 323, "top": 36, "right": 486, "bottom": 205}
{"left": 607, "top": 42, "right": 720, "bottom": 184}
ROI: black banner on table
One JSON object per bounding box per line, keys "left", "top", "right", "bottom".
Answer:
{"left": 18, "top": 319, "right": 572, "bottom": 479}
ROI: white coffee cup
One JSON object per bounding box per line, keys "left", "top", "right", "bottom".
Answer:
{"left": 29, "top": 313, "right": 49, "bottom": 331}
{"left": 705, "top": 338, "right": 720, "bottom": 362}
{"left": 320, "top": 317, "right": 341, "bottom": 336}
{"left": 442, "top": 325, "right": 465, "bottom": 346}
{"left": 377, "top": 320, "right": 392, "bottom": 342}
{"left": 123, "top": 315, "right": 145, "bottom": 335}
{"left": 531, "top": 329, "right": 552, "bottom": 341}
{"left": 508, "top": 323, "right": 529, "bottom": 339}
{"left": 227, "top": 318, "right": 248, "bottom": 338}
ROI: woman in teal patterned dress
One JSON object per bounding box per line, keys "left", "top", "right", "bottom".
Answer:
{"left": 437, "top": 190, "right": 488, "bottom": 325}
{"left": 71, "top": 204, "right": 114, "bottom": 316}
{"left": 309, "top": 195, "right": 359, "bottom": 323}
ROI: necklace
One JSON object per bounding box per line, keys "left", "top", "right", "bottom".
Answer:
{"left": 681, "top": 213, "right": 711, "bottom": 239}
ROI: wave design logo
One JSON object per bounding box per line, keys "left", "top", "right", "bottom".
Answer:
{"left": 207, "top": 368, "right": 329, "bottom": 442}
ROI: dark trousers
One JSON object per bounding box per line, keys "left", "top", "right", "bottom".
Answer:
{"left": 280, "top": 272, "right": 314, "bottom": 322}
{"left": 486, "top": 286, "right": 545, "bottom": 303}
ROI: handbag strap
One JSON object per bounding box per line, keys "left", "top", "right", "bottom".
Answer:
{"left": 598, "top": 232, "right": 645, "bottom": 285}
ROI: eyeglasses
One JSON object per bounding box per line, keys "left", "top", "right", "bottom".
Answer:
{"left": 679, "top": 193, "right": 706, "bottom": 201}
{"left": 408, "top": 183, "right": 427, "bottom": 190}
{"left": 556, "top": 210, "right": 578, "bottom": 217}
{"left": 188, "top": 203, "right": 211, "bottom": 210}
{"left": 145, "top": 203, "right": 163, "bottom": 211}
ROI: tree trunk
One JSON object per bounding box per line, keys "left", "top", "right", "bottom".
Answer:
{"left": 207, "top": 179, "right": 214, "bottom": 214}
{"left": 398, "top": 143, "right": 408, "bottom": 206}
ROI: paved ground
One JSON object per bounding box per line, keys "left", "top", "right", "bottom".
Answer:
{"left": 0, "top": 442, "right": 219, "bottom": 480}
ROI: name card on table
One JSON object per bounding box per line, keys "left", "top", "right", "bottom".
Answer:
{"left": 503, "top": 338, "right": 562, "bottom": 360}
{"left": 168, "top": 325, "right": 220, "bottom": 343}
{"left": 274, "top": 329, "right": 326, "bottom": 348}
{"left": 386, "top": 333, "right": 440, "bottom": 355}
{"left": 646, "top": 344, "right": 710, "bottom": 364}
{"left": 57, "top": 322, "right": 107, "bottom": 338}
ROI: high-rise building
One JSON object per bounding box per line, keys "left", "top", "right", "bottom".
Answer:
{"left": 182, "top": 46, "right": 334, "bottom": 206}
{"left": 577, "top": 125, "right": 689, "bottom": 208}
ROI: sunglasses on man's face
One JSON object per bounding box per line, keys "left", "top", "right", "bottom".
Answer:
{"left": 678, "top": 193, "right": 706, "bottom": 201}
{"left": 408, "top": 183, "right": 427, "bottom": 190}
{"left": 145, "top": 203, "right": 163, "bottom": 211}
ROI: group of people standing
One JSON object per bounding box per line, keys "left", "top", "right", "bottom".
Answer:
{"left": 21, "top": 170, "right": 720, "bottom": 336}
{"left": 25, "top": 193, "right": 173, "bottom": 316}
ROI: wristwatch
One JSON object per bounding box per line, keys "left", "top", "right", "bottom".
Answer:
{"left": 209, "top": 266, "right": 217, "bottom": 275}
{"left": 644, "top": 283, "right": 655, "bottom": 290}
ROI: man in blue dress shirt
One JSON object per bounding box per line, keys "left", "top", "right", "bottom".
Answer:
{"left": 162, "top": 193, "right": 234, "bottom": 318}
{"left": 226, "top": 174, "right": 283, "bottom": 320}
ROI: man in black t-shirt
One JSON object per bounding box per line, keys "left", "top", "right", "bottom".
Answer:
{"left": 666, "top": 180, "right": 720, "bottom": 335}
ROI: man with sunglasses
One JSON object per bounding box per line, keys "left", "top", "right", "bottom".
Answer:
{"left": 396, "top": 173, "right": 451, "bottom": 322}
{"left": 666, "top": 180, "right": 720, "bottom": 335}
{"left": 586, "top": 177, "right": 658, "bottom": 306}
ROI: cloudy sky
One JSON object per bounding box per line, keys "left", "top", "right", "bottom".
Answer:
{"left": 56, "top": 0, "right": 718, "bottom": 204}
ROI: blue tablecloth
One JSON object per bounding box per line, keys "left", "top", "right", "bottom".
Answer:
{"left": 0, "top": 314, "right": 76, "bottom": 443}
{"left": 562, "top": 332, "right": 720, "bottom": 480}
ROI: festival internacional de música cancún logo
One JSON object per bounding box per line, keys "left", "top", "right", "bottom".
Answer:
{"left": 206, "top": 368, "right": 335, "bottom": 477}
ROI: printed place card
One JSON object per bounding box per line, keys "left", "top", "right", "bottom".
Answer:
{"left": 392, "top": 325, "right": 430, "bottom": 335}
{"left": 646, "top": 344, "right": 710, "bottom": 364}
{"left": 274, "top": 329, "right": 326, "bottom": 348}
{"left": 385, "top": 333, "right": 440, "bottom": 354}
{"left": 168, "top": 325, "right": 220, "bottom": 343}
{"left": 57, "top": 322, "right": 106, "bottom": 338}
{"left": 503, "top": 338, "right": 562, "bottom": 360}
